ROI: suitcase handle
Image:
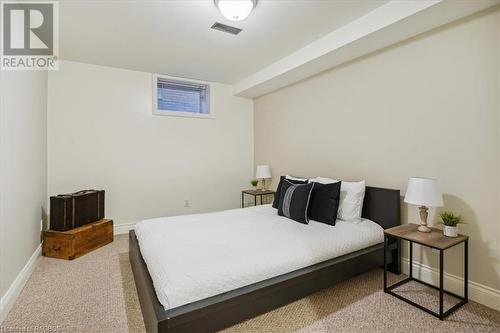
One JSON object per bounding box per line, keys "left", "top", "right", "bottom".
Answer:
{"left": 56, "top": 190, "right": 99, "bottom": 197}
{"left": 74, "top": 190, "right": 95, "bottom": 194}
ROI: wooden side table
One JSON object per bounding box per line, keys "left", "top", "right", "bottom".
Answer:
{"left": 383, "top": 223, "right": 468, "bottom": 320}
{"left": 241, "top": 189, "right": 275, "bottom": 208}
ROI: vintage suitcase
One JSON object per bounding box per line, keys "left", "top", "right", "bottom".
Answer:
{"left": 50, "top": 190, "right": 105, "bottom": 231}
{"left": 42, "top": 219, "right": 113, "bottom": 260}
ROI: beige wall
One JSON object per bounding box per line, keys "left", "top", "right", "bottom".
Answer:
{"left": 48, "top": 61, "right": 254, "bottom": 226}
{"left": 0, "top": 71, "right": 48, "bottom": 301}
{"left": 255, "top": 10, "right": 500, "bottom": 292}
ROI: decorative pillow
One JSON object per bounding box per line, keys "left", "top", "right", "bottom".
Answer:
{"left": 272, "top": 175, "right": 308, "bottom": 209}
{"left": 314, "top": 177, "right": 366, "bottom": 222}
{"left": 308, "top": 181, "right": 342, "bottom": 225}
{"left": 277, "top": 180, "right": 315, "bottom": 224}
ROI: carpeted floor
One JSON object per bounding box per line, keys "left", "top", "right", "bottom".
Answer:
{"left": 2, "top": 235, "right": 500, "bottom": 332}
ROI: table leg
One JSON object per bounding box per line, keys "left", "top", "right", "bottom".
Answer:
{"left": 439, "top": 249, "right": 444, "bottom": 320}
{"left": 241, "top": 193, "right": 244, "bottom": 208}
{"left": 465, "top": 239, "right": 468, "bottom": 302}
{"left": 254, "top": 195, "right": 257, "bottom": 207}
{"left": 409, "top": 241, "right": 413, "bottom": 279}
{"left": 384, "top": 235, "right": 387, "bottom": 292}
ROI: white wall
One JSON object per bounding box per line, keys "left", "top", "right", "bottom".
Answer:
{"left": 0, "top": 70, "right": 48, "bottom": 304}
{"left": 254, "top": 9, "right": 500, "bottom": 297}
{"left": 48, "top": 61, "right": 254, "bottom": 227}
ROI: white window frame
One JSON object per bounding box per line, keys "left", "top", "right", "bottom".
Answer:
{"left": 152, "top": 74, "right": 215, "bottom": 119}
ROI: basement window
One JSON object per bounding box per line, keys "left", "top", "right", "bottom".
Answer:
{"left": 153, "top": 74, "right": 213, "bottom": 118}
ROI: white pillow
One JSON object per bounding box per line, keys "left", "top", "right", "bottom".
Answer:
{"left": 314, "top": 177, "right": 366, "bottom": 222}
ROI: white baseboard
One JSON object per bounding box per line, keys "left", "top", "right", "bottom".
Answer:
{"left": 0, "top": 244, "right": 42, "bottom": 324}
{"left": 401, "top": 257, "right": 500, "bottom": 311}
{"left": 114, "top": 222, "right": 136, "bottom": 235}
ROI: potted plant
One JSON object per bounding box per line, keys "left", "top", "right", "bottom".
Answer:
{"left": 440, "top": 211, "right": 463, "bottom": 238}
{"left": 250, "top": 179, "right": 258, "bottom": 190}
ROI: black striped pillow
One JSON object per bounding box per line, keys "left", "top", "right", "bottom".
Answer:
{"left": 272, "top": 176, "right": 309, "bottom": 209}
{"left": 277, "top": 180, "right": 315, "bottom": 224}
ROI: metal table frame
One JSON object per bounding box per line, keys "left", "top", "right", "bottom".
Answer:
{"left": 241, "top": 190, "right": 275, "bottom": 208}
{"left": 383, "top": 235, "right": 468, "bottom": 320}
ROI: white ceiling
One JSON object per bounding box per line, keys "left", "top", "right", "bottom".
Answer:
{"left": 235, "top": 0, "right": 500, "bottom": 97}
{"left": 59, "top": 0, "right": 389, "bottom": 83}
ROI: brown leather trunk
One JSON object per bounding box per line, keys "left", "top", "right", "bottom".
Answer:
{"left": 50, "top": 190, "right": 105, "bottom": 231}
{"left": 42, "top": 219, "right": 113, "bottom": 260}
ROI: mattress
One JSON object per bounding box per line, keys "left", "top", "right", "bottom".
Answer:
{"left": 134, "top": 204, "right": 384, "bottom": 310}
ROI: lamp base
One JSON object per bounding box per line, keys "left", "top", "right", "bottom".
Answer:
{"left": 417, "top": 224, "right": 432, "bottom": 233}
{"left": 259, "top": 178, "right": 267, "bottom": 191}
{"left": 417, "top": 205, "right": 432, "bottom": 233}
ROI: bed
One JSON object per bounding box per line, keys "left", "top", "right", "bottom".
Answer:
{"left": 129, "top": 186, "right": 401, "bottom": 333}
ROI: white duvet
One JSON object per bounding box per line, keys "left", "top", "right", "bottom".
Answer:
{"left": 134, "top": 204, "right": 384, "bottom": 310}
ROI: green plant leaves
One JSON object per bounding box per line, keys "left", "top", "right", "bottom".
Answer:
{"left": 439, "top": 211, "right": 463, "bottom": 226}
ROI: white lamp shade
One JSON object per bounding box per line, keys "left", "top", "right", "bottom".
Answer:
{"left": 404, "top": 177, "right": 444, "bottom": 207}
{"left": 256, "top": 165, "right": 271, "bottom": 179}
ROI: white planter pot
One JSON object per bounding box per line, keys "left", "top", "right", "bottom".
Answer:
{"left": 443, "top": 225, "right": 458, "bottom": 238}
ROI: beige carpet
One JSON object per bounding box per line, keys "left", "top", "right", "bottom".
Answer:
{"left": 1, "top": 234, "right": 499, "bottom": 332}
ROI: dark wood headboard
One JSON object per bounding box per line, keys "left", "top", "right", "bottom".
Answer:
{"left": 362, "top": 186, "right": 401, "bottom": 229}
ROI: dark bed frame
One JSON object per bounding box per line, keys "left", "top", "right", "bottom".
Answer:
{"left": 129, "top": 186, "right": 401, "bottom": 333}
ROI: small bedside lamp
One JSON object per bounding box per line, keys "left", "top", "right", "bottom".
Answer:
{"left": 256, "top": 165, "right": 271, "bottom": 191}
{"left": 404, "top": 177, "right": 444, "bottom": 233}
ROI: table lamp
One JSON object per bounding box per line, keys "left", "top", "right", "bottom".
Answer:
{"left": 404, "top": 177, "right": 444, "bottom": 233}
{"left": 256, "top": 165, "right": 271, "bottom": 191}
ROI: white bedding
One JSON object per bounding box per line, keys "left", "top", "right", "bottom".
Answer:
{"left": 134, "top": 204, "right": 384, "bottom": 310}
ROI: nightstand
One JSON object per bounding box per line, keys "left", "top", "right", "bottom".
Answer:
{"left": 384, "top": 223, "right": 468, "bottom": 320}
{"left": 241, "top": 189, "right": 275, "bottom": 208}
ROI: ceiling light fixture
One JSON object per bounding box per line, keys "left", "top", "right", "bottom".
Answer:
{"left": 215, "top": 0, "right": 256, "bottom": 22}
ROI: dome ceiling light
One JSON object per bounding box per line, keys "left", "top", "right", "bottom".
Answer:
{"left": 214, "top": 0, "right": 257, "bottom": 22}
